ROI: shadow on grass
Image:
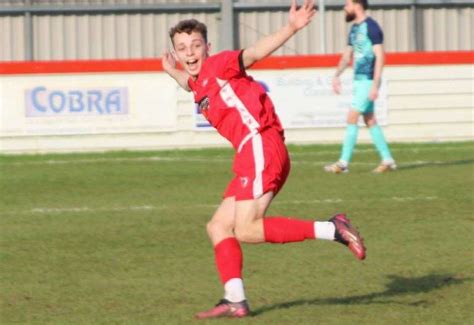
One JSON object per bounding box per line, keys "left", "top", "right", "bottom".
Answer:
{"left": 398, "top": 159, "right": 474, "bottom": 171}
{"left": 252, "top": 273, "right": 470, "bottom": 316}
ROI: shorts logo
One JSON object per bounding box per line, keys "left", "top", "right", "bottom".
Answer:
{"left": 240, "top": 177, "right": 249, "bottom": 188}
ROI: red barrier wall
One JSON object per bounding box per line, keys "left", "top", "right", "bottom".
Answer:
{"left": 0, "top": 51, "right": 472, "bottom": 75}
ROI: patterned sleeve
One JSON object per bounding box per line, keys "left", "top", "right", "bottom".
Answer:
{"left": 368, "top": 19, "right": 384, "bottom": 45}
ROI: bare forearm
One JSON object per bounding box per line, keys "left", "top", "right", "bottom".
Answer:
{"left": 372, "top": 44, "right": 384, "bottom": 88}
{"left": 243, "top": 24, "right": 296, "bottom": 67}
{"left": 162, "top": 50, "right": 190, "bottom": 91}
{"left": 243, "top": 0, "right": 315, "bottom": 68}
{"left": 167, "top": 68, "right": 190, "bottom": 91}
{"left": 372, "top": 55, "right": 384, "bottom": 88}
{"left": 335, "top": 56, "right": 350, "bottom": 77}
{"left": 334, "top": 47, "right": 352, "bottom": 77}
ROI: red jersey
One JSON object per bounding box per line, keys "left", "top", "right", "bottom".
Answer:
{"left": 188, "top": 50, "right": 284, "bottom": 151}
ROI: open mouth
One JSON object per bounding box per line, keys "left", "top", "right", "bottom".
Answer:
{"left": 187, "top": 59, "right": 199, "bottom": 71}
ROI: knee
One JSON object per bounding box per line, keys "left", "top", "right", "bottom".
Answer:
{"left": 206, "top": 219, "right": 233, "bottom": 241}
{"left": 347, "top": 116, "right": 358, "bottom": 124}
{"left": 206, "top": 219, "right": 222, "bottom": 238}
{"left": 366, "top": 120, "right": 377, "bottom": 127}
{"left": 347, "top": 110, "right": 360, "bottom": 124}
{"left": 364, "top": 115, "right": 377, "bottom": 127}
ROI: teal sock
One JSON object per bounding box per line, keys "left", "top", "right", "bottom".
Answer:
{"left": 369, "top": 125, "right": 393, "bottom": 161}
{"left": 340, "top": 124, "right": 359, "bottom": 163}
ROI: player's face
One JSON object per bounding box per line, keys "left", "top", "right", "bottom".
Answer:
{"left": 172, "top": 31, "right": 209, "bottom": 78}
{"left": 344, "top": 0, "right": 356, "bottom": 22}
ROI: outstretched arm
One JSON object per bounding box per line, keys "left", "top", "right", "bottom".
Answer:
{"left": 242, "top": 0, "right": 316, "bottom": 68}
{"left": 162, "top": 49, "right": 191, "bottom": 92}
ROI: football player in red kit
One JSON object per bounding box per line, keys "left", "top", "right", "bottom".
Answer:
{"left": 162, "top": 0, "right": 366, "bottom": 319}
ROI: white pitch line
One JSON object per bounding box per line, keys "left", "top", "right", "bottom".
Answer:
{"left": 0, "top": 156, "right": 454, "bottom": 167}
{"left": 1, "top": 144, "right": 472, "bottom": 166}
{"left": 291, "top": 160, "right": 449, "bottom": 166}
{"left": 29, "top": 205, "right": 158, "bottom": 214}
{"left": 12, "top": 196, "right": 438, "bottom": 215}
{"left": 391, "top": 196, "right": 438, "bottom": 202}
{"left": 273, "top": 196, "right": 439, "bottom": 205}
{"left": 290, "top": 145, "right": 474, "bottom": 157}
{"left": 2, "top": 156, "right": 231, "bottom": 166}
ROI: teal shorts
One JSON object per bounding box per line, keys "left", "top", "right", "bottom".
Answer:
{"left": 352, "top": 79, "right": 374, "bottom": 114}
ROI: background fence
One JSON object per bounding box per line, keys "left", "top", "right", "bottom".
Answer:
{"left": 1, "top": 0, "right": 473, "bottom": 61}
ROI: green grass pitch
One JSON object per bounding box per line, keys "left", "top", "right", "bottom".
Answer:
{"left": 1, "top": 142, "right": 473, "bottom": 324}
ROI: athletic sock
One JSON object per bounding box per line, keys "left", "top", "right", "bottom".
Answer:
{"left": 263, "top": 217, "right": 339, "bottom": 243}
{"left": 314, "top": 221, "right": 336, "bottom": 240}
{"left": 340, "top": 124, "right": 359, "bottom": 163}
{"left": 369, "top": 125, "right": 393, "bottom": 162}
{"left": 263, "top": 217, "right": 315, "bottom": 243}
{"left": 224, "top": 278, "right": 246, "bottom": 303}
{"left": 214, "top": 237, "right": 243, "bottom": 284}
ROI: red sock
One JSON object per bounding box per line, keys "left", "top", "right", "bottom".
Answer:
{"left": 214, "top": 237, "right": 243, "bottom": 284}
{"left": 263, "top": 217, "right": 315, "bottom": 243}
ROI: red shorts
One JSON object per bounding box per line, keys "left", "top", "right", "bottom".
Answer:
{"left": 224, "top": 128, "right": 291, "bottom": 201}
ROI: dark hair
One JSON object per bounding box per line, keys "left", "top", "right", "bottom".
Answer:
{"left": 169, "top": 19, "right": 208, "bottom": 43}
{"left": 353, "top": 0, "right": 368, "bottom": 10}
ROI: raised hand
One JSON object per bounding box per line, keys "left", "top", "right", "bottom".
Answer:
{"left": 289, "top": 0, "right": 316, "bottom": 32}
{"left": 242, "top": 0, "right": 316, "bottom": 68}
{"left": 162, "top": 49, "right": 191, "bottom": 91}
{"left": 162, "top": 49, "right": 177, "bottom": 74}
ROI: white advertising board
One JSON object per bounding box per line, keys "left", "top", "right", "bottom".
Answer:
{"left": 0, "top": 73, "right": 177, "bottom": 136}
{"left": 194, "top": 69, "right": 387, "bottom": 129}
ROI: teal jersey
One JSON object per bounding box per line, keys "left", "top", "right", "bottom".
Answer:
{"left": 348, "top": 17, "right": 383, "bottom": 80}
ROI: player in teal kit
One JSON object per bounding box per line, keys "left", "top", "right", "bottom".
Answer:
{"left": 325, "top": 0, "right": 396, "bottom": 173}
